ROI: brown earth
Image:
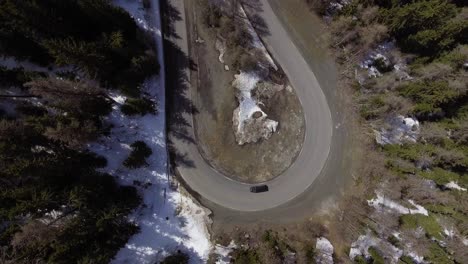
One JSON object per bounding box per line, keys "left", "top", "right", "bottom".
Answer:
{"left": 186, "top": 0, "right": 305, "bottom": 183}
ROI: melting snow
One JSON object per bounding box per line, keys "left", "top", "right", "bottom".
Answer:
{"left": 350, "top": 232, "right": 429, "bottom": 264}
{"left": 443, "top": 227, "right": 455, "bottom": 238}
{"left": 214, "top": 241, "right": 237, "bottom": 264}
{"left": 315, "top": 237, "right": 334, "bottom": 264}
{"left": 407, "top": 251, "right": 426, "bottom": 264}
{"left": 327, "top": 0, "right": 351, "bottom": 15}
{"left": 358, "top": 41, "right": 412, "bottom": 82}
{"left": 360, "top": 42, "right": 394, "bottom": 77}
{"left": 37, "top": 210, "right": 63, "bottom": 225}
{"left": 349, "top": 231, "right": 405, "bottom": 264}
{"left": 444, "top": 181, "right": 467, "bottom": 191}
{"left": 232, "top": 72, "right": 278, "bottom": 144}
{"left": 233, "top": 72, "right": 263, "bottom": 129}
{"left": 375, "top": 115, "right": 420, "bottom": 145}
{"left": 368, "top": 193, "right": 428, "bottom": 216}
{"left": 215, "top": 38, "right": 227, "bottom": 64}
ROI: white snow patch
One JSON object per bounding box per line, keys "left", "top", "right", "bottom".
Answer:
{"left": 375, "top": 115, "right": 420, "bottom": 145}
{"left": 351, "top": 231, "right": 429, "bottom": 264}
{"left": 214, "top": 241, "right": 237, "bottom": 264}
{"left": 358, "top": 41, "right": 412, "bottom": 82}
{"left": 31, "top": 145, "right": 55, "bottom": 155}
{"left": 368, "top": 193, "right": 428, "bottom": 216}
{"left": 233, "top": 72, "right": 263, "bottom": 129}
{"left": 443, "top": 227, "right": 455, "bottom": 238}
{"left": 87, "top": 1, "right": 212, "bottom": 263}
{"left": 327, "top": 0, "right": 351, "bottom": 14}
{"left": 349, "top": 234, "right": 379, "bottom": 261}
{"left": 315, "top": 237, "right": 334, "bottom": 264}
{"left": 360, "top": 49, "right": 391, "bottom": 78}
{"left": 232, "top": 72, "right": 278, "bottom": 144}
{"left": 215, "top": 38, "right": 227, "bottom": 64}
{"left": 444, "top": 181, "right": 467, "bottom": 191}
{"left": 37, "top": 210, "right": 63, "bottom": 225}
{"left": 407, "top": 251, "right": 426, "bottom": 264}
{"left": 349, "top": 231, "right": 403, "bottom": 264}
{"left": 360, "top": 53, "right": 388, "bottom": 78}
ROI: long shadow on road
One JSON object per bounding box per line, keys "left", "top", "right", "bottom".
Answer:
{"left": 162, "top": 0, "right": 198, "bottom": 169}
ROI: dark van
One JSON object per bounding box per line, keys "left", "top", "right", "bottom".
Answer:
{"left": 250, "top": 185, "right": 269, "bottom": 193}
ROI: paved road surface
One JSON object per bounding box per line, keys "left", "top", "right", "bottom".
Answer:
{"left": 168, "top": 0, "right": 333, "bottom": 211}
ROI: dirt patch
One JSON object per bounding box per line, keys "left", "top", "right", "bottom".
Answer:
{"left": 187, "top": 0, "right": 305, "bottom": 183}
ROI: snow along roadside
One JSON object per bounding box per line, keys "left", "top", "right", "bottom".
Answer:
{"left": 88, "top": 0, "right": 211, "bottom": 263}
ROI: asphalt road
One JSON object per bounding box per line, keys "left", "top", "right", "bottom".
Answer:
{"left": 169, "top": 0, "right": 334, "bottom": 212}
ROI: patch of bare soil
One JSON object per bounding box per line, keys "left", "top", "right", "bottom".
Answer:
{"left": 187, "top": 0, "right": 305, "bottom": 183}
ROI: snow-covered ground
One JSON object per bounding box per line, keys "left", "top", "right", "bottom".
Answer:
{"left": 357, "top": 41, "right": 412, "bottom": 83}
{"left": 375, "top": 115, "right": 420, "bottom": 145}
{"left": 444, "top": 181, "right": 467, "bottom": 191}
{"left": 349, "top": 232, "right": 402, "bottom": 264}
{"left": 359, "top": 42, "right": 395, "bottom": 78}
{"left": 232, "top": 72, "right": 278, "bottom": 145}
{"left": 213, "top": 241, "right": 237, "bottom": 264}
{"left": 349, "top": 231, "right": 428, "bottom": 264}
{"left": 315, "top": 237, "right": 334, "bottom": 264}
{"left": 88, "top": 1, "right": 212, "bottom": 263}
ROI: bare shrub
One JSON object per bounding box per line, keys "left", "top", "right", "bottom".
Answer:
{"left": 415, "top": 62, "right": 453, "bottom": 81}
{"left": 383, "top": 94, "right": 413, "bottom": 114}
{"left": 44, "top": 119, "right": 99, "bottom": 149}
{"left": 219, "top": 16, "right": 235, "bottom": 38}
{"left": 448, "top": 77, "right": 468, "bottom": 94}
{"left": 435, "top": 148, "right": 467, "bottom": 169}
{"left": 420, "top": 122, "right": 448, "bottom": 145}
{"left": 372, "top": 72, "right": 400, "bottom": 91}
{"left": 204, "top": 3, "right": 223, "bottom": 27}
{"left": 304, "top": 0, "right": 333, "bottom": 15}
{"left": 402, "top": 177, "right": 451, "bottom": 206}
{"left": 359, "top": 24, "right": 389, "bottom": 52}
{"left": 361, "top": 6, "right": 380, "bottom": 25}
{"left": 330, "top": 16, "right": 356, "bottom": 46}
{"left": 235, "top": 52, "right": 258, "bottom": 72}
{"left": 11, "top": 221, "right": 58, "bottom": 252}
{"left": 452, "top": 120, "right": 468, "bottom": 144}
